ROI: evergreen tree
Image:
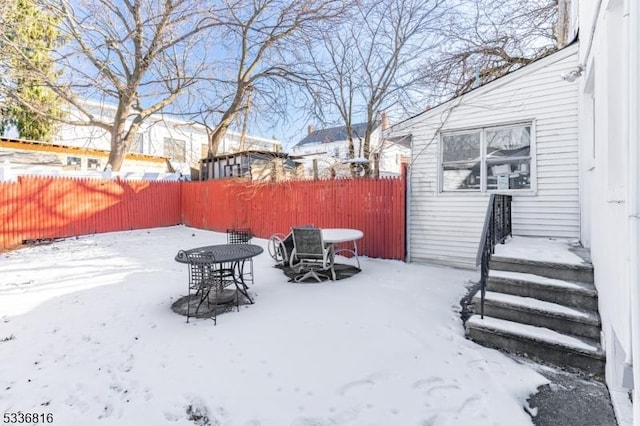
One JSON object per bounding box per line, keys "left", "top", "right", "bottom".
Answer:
{"left": 1, "top": 0, "right": 62, "bottom": 141}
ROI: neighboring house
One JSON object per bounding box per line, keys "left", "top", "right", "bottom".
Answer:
{"left": 388, "top": 43, "right": 580, "bottom": 268}
{"left": 374, "top": 134, "right": 412, "bottom": 177}
{"left": 55, "top": 100, "right": 283, "bottom": 177}
{"left": 291, "top": 115, "right": 408, "bottom": 178}
{"left": 0, "top": 137, "right": 173, "bottom": 179}
{"left": 200, "top": 150, "right": 303, "bottom": 181}
{"left": 577, "top": 0, "right": 639, "bottom": 423}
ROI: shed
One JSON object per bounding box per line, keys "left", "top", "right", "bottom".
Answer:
{"left": 388, "top": 43, "right": 580, "bottom": 268}
{"left": 200, "top": 150, "right": 302, "bottom": 181}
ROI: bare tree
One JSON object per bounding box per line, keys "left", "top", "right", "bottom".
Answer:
{"left": 300, "top": 29, "right": 359, "bottom": 174}
{"left": 300, "top": 0, "right": 446, "bottom": 176}
{"left": 0, "top": 0, "right": 222, "bottom": 171}
{"left": 422, "top": 0, "right": 558, "bottom": 100}
{"left": 193, "top": 0, "right": 346, "bottom": 157}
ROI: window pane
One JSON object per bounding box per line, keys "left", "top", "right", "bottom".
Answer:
{"left": 130, "top": 134, "right": 144, "bottom": 154}
{"left": 443, "top": 162, "right": 481, "bottom": 191}
{"left": 486, "top": 126, "right": 530, "bottom": 158}
{"left": 486, "top": 158, "right": 531, "bottom": 190}
{"left": 87, "top": 158, "right": 101, "bottom": 170}
{"left": 164, "top": 138, "right": 186, "bottom": 162}
{"left": 442, "top": 132, "right": 480, "bottom": 162}
{"left": 66, "top": 156, "right": 81, "bottom": 169}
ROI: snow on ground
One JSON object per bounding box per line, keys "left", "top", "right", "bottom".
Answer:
{"left": 0, "top": 226, "right": 547, "bottom": 426}
{"left": 493, "top": 236, "right": 586, "bottom": 265}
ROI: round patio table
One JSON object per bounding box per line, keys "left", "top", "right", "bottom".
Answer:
{"left": 175, "top": 244, "right": 263, "bottom": 266}
{"left": 175, "top": 244, "right": 263, "bottom": 322}
{"left": 321, "top": 228, "right": 364, "bottom": 269}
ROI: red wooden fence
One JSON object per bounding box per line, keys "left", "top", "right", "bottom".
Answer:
{"left": 181, "top": 177, "right": 406, "bottom": 260}
{"left": 0, "top": 176, "right": 182, "bottom": 250}
{"left": 1, "top": 175, "right": 406, "bottom": 260}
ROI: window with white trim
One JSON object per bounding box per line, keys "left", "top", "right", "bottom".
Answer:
{"left": 87, "top": 158, "right": 101, "bottom": 170}
{"left": 130, "top": 134, "right": 144, "bottom": 154}
{"left": 66, "top": 156, "right": 82, "bottom": 169}
{"left": 164, "top": 137, "right": 186, "bottom": 162}
{"left": 441, "top": 123, "right": 532, "bottom": 192}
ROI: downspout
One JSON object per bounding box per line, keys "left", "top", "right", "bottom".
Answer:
{"left": 629, "top": 0, "right": 640, "bottom": 420}
{"left": 406, "top": 162, "right": 412, "bottom": 263}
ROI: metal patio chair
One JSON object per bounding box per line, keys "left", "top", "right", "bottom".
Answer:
{"left": 268, "top": 224, "right": 314, "bottom": 267}
{"left": 178, "top": 250, "right": 223, "bottom": 324}
{"left": 290, "top": 227, "right": 336, "bottom": 282}
{"left": 226, "top": 228, "right": 254, "bottom": 285}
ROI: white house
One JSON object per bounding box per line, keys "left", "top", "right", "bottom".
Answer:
{"left": 390, "top": 0, "right": 640, "bottom": 421}
{"left": 55, "top": 101, "right": 283, "bottom": 175}
{"left": 375, "top": 133, "right": 412, "bottom": 176}
{"left": 291, "top": 116, "right": 409, "bottom": 178}
{"left": 577, "top": 0, "right": 639, "bottom": 423}
{"left": 388, "top": 44, "right": 581, "bottom": 268}
{"left": 0, "top": 137, "right": 175, "bottom": 180}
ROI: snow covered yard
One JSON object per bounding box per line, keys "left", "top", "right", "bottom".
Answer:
{"left": 0, "top": 226, "right": 547, "bottom": 426}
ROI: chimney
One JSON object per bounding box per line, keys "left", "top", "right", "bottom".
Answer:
{"left": 381, "top": 111, "right": 389, "bottom": 130}
{"left": 425, "top": 105, "right": 432, "bottom": 111}
{"left": 307, "top": 125, "right": 313, "bottom": 135}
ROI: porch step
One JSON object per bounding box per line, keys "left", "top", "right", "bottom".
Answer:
{"left": 466, "top": 315, "right": 605, "bottom": 377}
{"left": 466, "top": 236, "right": 603, "bottom": 377}
{"left": 490, "top": 256, "right": 594, "bottom": 284}
{"left": 487, "top": 270, "right": 599, "bottom": 311}
{"left": 472, "top": 291, "right": 601, "bottom": 339}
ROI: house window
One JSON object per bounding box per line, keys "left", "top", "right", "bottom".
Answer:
{"left": 66, "top": 156, "right": 82, "bottom": 169}
{"left": 164, "top": 138, "right": 186, "bottom": 162}
{"left": 87, "top": 158, "right": 101, "bottom": 170}
{"left": 130, "top": 134, "right": 144, "bottom": 154}
{"left": 441, "top": 123, "right": 532, "bottom": 192}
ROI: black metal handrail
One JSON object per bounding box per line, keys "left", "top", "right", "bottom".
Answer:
{"left": 475, "top": 194, "right": 512, "bottom": 318}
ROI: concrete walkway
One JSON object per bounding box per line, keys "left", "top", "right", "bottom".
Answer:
{"left": 524, "top": 357, "right": 618, "bottom": 426}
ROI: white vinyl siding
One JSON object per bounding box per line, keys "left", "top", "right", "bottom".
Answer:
{"left": 391, "top": 45, "right": 580, "bottom": 268}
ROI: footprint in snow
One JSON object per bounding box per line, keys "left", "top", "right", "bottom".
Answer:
{"left": 411, "top": 377, "right": 444, "bottom": 390}
{"left": 337, "top": 379, "right": 375, "bottom": 396}
{"left": 457, "top": 395, "right": 481, "bottom": 413}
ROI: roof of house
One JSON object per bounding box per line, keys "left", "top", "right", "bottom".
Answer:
{"left": 293, "top": 122, "right": 379, "bottom": 148}
{"left": 0, "top": 149, "right": 63, "bottom": 166}
{"left": 0, "top": 137, "right": 169, "bottom": 163}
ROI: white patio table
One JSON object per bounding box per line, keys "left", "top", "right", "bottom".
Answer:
{"left": 321, "top": 228, "right": 364, "bottom": 269}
